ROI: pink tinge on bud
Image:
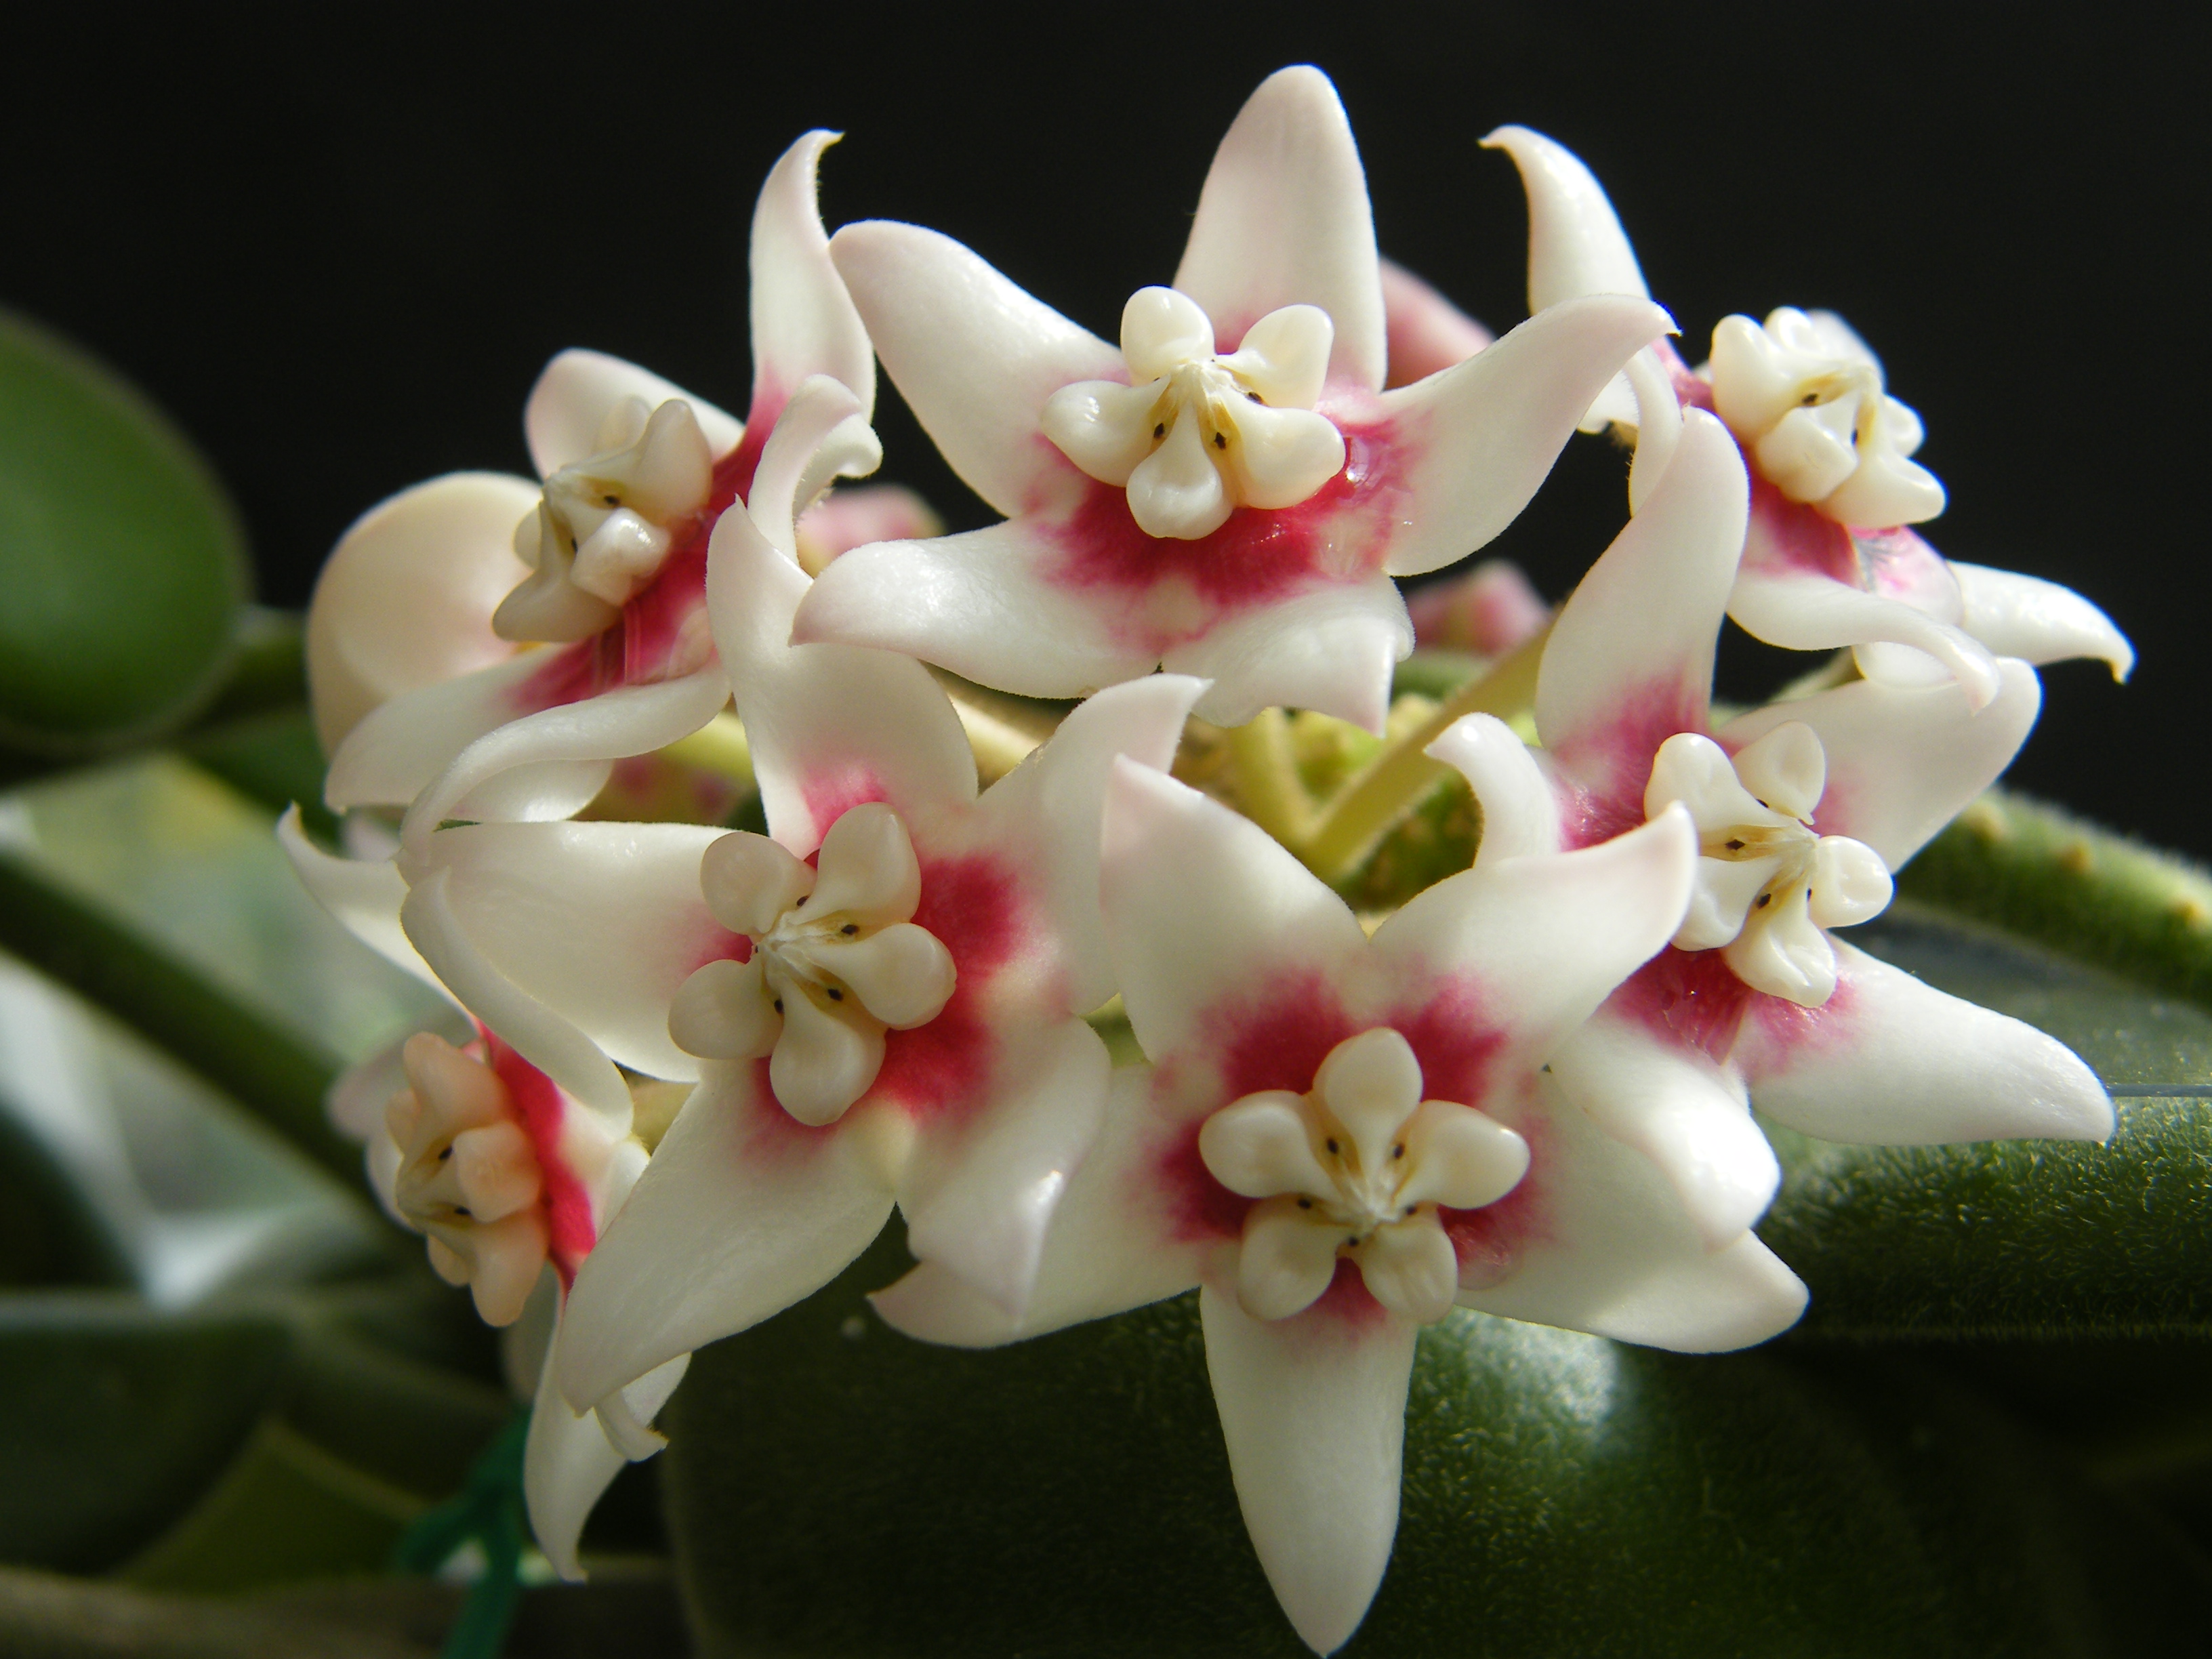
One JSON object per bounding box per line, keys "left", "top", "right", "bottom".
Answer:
{"left": 1379, "top": 260, "right": 1494, "bottom": 390}
{"left": 1406, "top": 560, "right": 1551, "bottom": 655}
{"left": 794, "top": 484, "right": 944, "bottom": 576}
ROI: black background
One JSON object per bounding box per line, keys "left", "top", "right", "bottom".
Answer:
{"left": 6, "top": 7, "right": 2205, "bottom": 853}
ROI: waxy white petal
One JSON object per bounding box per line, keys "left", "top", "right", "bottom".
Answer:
{"left": 897, "top": 1018, "right": 1111, "bottom": 1318}
{"left": 830, "top": 221, "right": 1122, "bottom": 518}
{"left": 278, "top": 807, "right": 447, "bottom": 996}
{"left": 526, "top": 349, "right": 742, "bottom": 479}
{"left": 1740, "top": 940, "right": 2114, "bottom": 1146}
{"left": 1425, "top": 714, "right": 1562, "bottom": 865}
{"left": 401, "top": 869, "right": 631, "bottom": 1124}
{"left": 1378, "top": 294, "right": 1675, "bottom": 578}
{"left": 306, "top": 472, "right": 536, "bottom": 753}
{"left": 1728, "top": 558, "right": 2003, "bottom": 714}
{"left": 1536, "top": 410, "right": 1747, "bottom": 778}
{"left": 791, "top": 516, "right": 1162, "bottom": 705}
{"left": 1200, "top": 1284, "right": 1415, "bottom": 1656}
{"left": 1463, "top": 1076, "right": 1807, "bottom": 1351}
{"left": 523, "top": 1334, "right": 624, "bottom": 1583}
{"left": 557, "top": 1064, "right": 894, "bottom": 1409}
{"left": 1174, "top": 66, "right": 1387, "bottom": 395}
{"left": 1717, "top": 658, "right": 2040, "bottom": 869}
{"left": 1622, "top": 348, "right": 1684, "bottom": 512}
{"left": 706, "top": 482, "right": 977, "bottom": 857}
{"left": 967, "top": 674, "right": 1204, "bottom": 1016}
{"left": 873, "top": 1068, "right": 1202, "bottom": 1345}
{"left": 745, "top": 373, "right": 883, "bottom": 562}
{"left": 421, "top": 819, "right": 726, "bottom": 1082}
{"left": 325, "top": 649, "right": 606, "bottom": 819}
{"left": 749, "top": 130, "right": 874, "bottom": 419}
{"left": 1101, "top": 762, "right": 1368, "bottom": 1066}
{"left": 1159, "top": 575, "right": 1410, "bottom": 733}
{"left": 1481, "top": 126, "right": 1650, "bottom": 312}
{"left": 399, "top": 665, "right": 731, "bottom": 861}
{"left": 1952, "top": 560, "right": 2134, "bottom": 680}
{"left": 1481, "top": 125, "right": 1648, "bottom": 433}
{"left": 1367, "top": 807, "right": 1696, "bottom": 1072}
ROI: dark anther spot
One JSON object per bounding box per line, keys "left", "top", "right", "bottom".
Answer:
{"left": 773, "top": 998, "right": 784, "bottom": 1012}
{"left": 1325, "top": 1138, "right": 1340, "bottom": 1155}
{"left": 1296, "top": 1197, "right": 1313, "bottom": 1210}
{"left": 1392, "top": 1143, "right": 1405, "bottom": 1160}
{"left": 1212, "top": 430, "right": 1227, "bottom": 449}
{"left": 841, "top": 924, "right": 859, "bottom": 936}
{"left": 827, "top": 987, "right": 844, "bottom": 1002}
{"left": 438, "top": 1147, "right": 452, "bottom": 1162}
{"left": 603, "top": 493, "right": 619, "bottom": 505}
{"left": 1153, "top": 422, "right": 1166, "bottom": 438}
{"left": 794, "top": 896, "right": 806, "bottom": 907}
{"left": 1344, "top": 1236, "right": 1358, "bottom": 1248}
{"left": 453, "top": 1206, "right": 472, "bottom": 1220}
{"left": 1755, "top": 800, "right": 1771, "bottom": 811}
{"left": 1725, "top": 838, "right": 1746, "bottom": 852}
{"left": 1801, "top": 392, "right": 1820, "bottom": 405}
{"left": 1755, "top": 893, "right": 1771, "bottom": 909}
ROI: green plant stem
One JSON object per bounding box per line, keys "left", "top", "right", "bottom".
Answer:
{"left": 1299, "top": 627, "right": 1548, "bottom": 883}
{"left": 1222, "top": 708, "right": 1313, "bottom": 846}
{"left": 1897, "top": 788, "right": 2212, "bottom": 1012}
{"left": 0, "top": 846, "right": 352, "bottom": 1180}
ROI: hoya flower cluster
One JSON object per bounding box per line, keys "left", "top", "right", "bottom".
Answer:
{"left": 288, "top": 69, "right": 2129, "bottom": 1654}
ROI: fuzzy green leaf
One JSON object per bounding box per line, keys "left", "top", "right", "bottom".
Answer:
{"left": 663, "top": 1225, "right": 2209, "bottom": 1658}
{"left": 1763, "top": 905, "right": 2212, "bottom": 1338}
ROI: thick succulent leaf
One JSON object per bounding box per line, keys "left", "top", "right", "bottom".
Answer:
{"left": 0, "top": 312, "right": 248, "bottom": 754}
{"left": 117, "top": 1416, "right": 419, "bottom": 1592}
{"left": 1758, "top": 903, "right": 2212, "bottom": 1338}
{"left": 0, "top": 1561, "right": 691, "bottom": 1657}
{"left": 0, "top": 1296, "right": 290, "bottom": 1571}
{"left": 662, "top": 1223, "right": 2209, "bottom": 1657}
{"left": 0, "top": 1108, "right": 136, "bottom": 1290}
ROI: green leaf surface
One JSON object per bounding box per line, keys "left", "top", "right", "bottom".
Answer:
{"left": 0, "top": 1296, "right": 288, "bottom": 1572}
{"left": 0, "top": 1561, "right": 690, "bottom": 1659}
{"left": 1763, "top": 904, "right": 2212, "bottom": 1338}
{"left": 122, "top": 1416, "right": 421, "bottom": 1593}
{"left": 0, "top": 1108, "right": 134, "bottom": 1291}
{"left": 0, "top": 1282, "right": 513, "bottom": 1581}
{"left": 0, "top": 311, "right": 247, "bottom": 754}
{"left": 664, "top": 1227, "right": 2210, "bottom": 1658}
